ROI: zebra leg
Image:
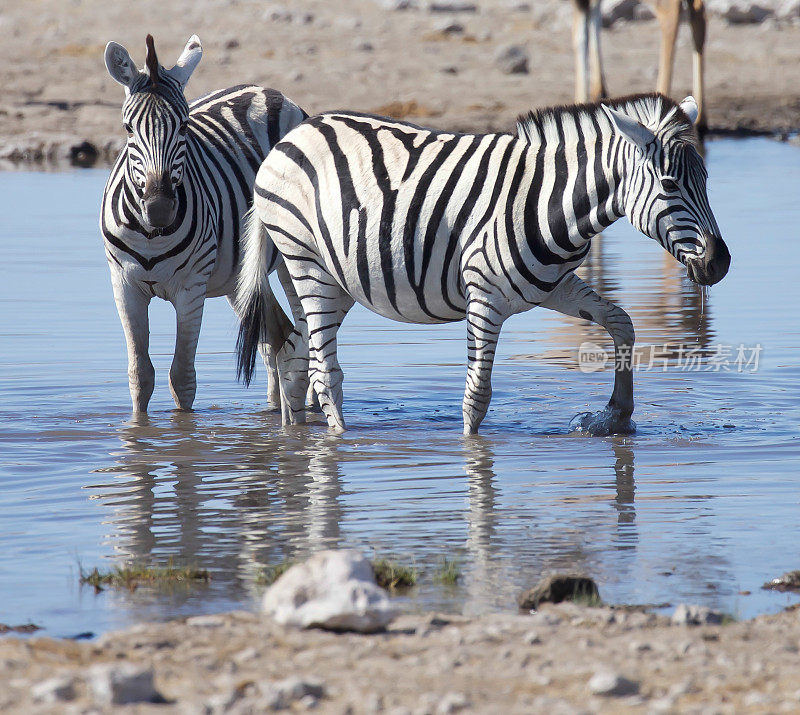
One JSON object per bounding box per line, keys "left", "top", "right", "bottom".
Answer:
{"left": 169, "top": 286, "right": 206, "bottom": 411}
{"left": 112, "top": 280, "right": 154, "bottom": 413}
{"left": 463, "top": 301, "right": 503, "bottom": 436}
{"left": 541, "top": 272, "right": 636, "bottom": 435}
{"left": 300, "top": 288, "right": 354, "bottom": 434}
{"left": 277, "top": 262, "right": 320, "bottom": 413}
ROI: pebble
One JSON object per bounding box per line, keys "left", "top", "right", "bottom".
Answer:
{"left": 88, "top": 664, "right": 162, "bottom": 705}
{"left": 518, "top": 574, "right": 599, "bottom": 610}
{"left": 588, "top": 671, "right": 640, "bottom": 697}
{"left": 522, "top": 630, "right": 542, "bottom": 645}
{"left": 31, "top": 676, "right": 76, "bottom": 703}
{"left": 434, "top": 20, "right": 465, "bottom": 34}
{"left": 671, "top": 603, "right": 724, "bottom": 626}
{"left": 428, "top": 1, "right": 477, "bottom": 12}
{"left": 260, "top": 676, "right": 326, "bottom": 709}
{"left": 494, "top": 44, "right": 529, "bottom": 75}
{"left": 706, "top": 0, "right": 774, "bottom": 23}
{"left": 436, "top": 691, "right": 470, "bottom": 713}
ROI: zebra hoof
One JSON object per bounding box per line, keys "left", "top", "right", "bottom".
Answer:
{"left": 569, "top": 408, "right": 636, "bottom": 437}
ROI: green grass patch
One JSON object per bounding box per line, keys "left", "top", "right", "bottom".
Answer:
{"left": 79, "top": 561, "right": 210, "bottom": 592}
{"left": 254, "top": 561, "right": 295, "bottom": 586}
{"left": 372, "top": 559, "right": 417, "bottom": 590}
{"left": 433, "top": 557, "right": 461, "bottom": 586}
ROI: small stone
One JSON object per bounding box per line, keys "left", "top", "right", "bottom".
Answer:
{"left": 224, "top": 38, "right": 240, "bottom": 50}
{"left": 186, "top": 614, "right": 226, "bottom": 627}
{"left": 523, "top": 630, "right": 542, "bottom": 645}
{"left": 32, "top": 676, "right": 76, "bottom": 703}
{"left": 435, "top": 20, "right": 465, "bottom": 34}
{"left": 671, "top": 603, "right": 723, "bottom": 626}
{"left": 518, "top": 574, "right": 599, "bottom": 610}
{"left": 706, "top": 0, "right": 773, "bottom": 23}
{"left": 89, "top": 664, "right": 162, "bottom": 705}
{"left": 428, "top": 1, "right": 477, "bottom": 11}
{"left": 495, "top": 44, "right": 528, "bottom": 75}
{"left": 763, "top": 569, "right": 800, "bottom": 592}
{"left": 263, "top": 4, "right": 293, "bottom": 21}
{"left": 436, "top": 691, "right": 470, "bottom": 713}
{"left": 355, "top": 40, "right": 375, "bottom": 52}
{"left": 588, "top": 671, "right": 640, "bottom": 697}
{"left": 601, "top": 0, "right": 655, "bottom": 26}
{"left": 375, "top": 0, "right": 418, "bottom": 9}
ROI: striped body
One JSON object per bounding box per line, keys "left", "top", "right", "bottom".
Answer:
{"left": 238, "top": 93, "right": 728, "bottom": 434}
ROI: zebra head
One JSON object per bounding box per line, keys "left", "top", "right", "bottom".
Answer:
{"left": 105, "top": 34, "right": 202, "bottom": 231}
{"left": 602, "top": 95, "right": 730, "bottom": 286}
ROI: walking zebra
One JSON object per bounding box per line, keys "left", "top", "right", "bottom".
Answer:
{"left": 101, "top": 34, "right": 304, "bottom": 413}
{"left": 237, "top": 93, "right": 729, "bottom": 435}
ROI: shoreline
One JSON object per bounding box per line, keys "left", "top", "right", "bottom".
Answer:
{"left": 2, "top": 603, "right": 800, "bottom": 712}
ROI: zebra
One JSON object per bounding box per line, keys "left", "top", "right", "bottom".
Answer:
{"left": 101, "top": 34, "right": 303, "bottom": 413}
{"left": 236, "top": 92, "right": 730, "bottom": 435}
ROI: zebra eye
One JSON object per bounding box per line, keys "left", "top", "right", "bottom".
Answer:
{"left": 123, "top": 123, "right": 133, "bottom": 136}
{"left": 179, "top": 121, "right": 189, "bottom": 135}
{"left": 662, "top": 178, "right": 679, "bottom": 193}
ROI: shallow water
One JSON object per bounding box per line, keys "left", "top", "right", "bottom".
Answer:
{"left": 1, "top": 139, "right": 800, "bottom": 638}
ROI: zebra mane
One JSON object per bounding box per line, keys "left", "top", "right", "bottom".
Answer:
{"left": 516, "top": 92, "right": 698, "bottom": 149}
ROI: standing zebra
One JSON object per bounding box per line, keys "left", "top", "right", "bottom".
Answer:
{"left": 237, "top": 93, "right": 729, "bottom": 435}
{"left": 101, "top": 34, "right": 304, "bottom": 413}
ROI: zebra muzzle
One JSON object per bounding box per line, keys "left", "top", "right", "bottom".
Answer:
{"left": 141, "top": 173, "right": 177, "bottom": 230}
{"left": 687, "top": 234, "right": 731, "bottom": 286}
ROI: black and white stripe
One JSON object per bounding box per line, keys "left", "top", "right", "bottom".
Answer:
{"left": 101, "top": 34, "right": 305, "bottom": 413}
{"left": 238, "top": 92, "right": 729, "bottom": 435}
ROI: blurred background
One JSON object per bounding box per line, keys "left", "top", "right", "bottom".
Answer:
{"left": 0, "top": 0, "right": 798, "bottom": 167}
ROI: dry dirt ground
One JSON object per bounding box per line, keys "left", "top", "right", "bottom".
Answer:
{"left": 0, "top": 0, "right": 799, "bottom": 165}
{"left": 2, "top": 604, "right": 800, "bottom": 713}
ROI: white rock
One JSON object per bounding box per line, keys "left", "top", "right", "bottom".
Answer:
{"left": 31, "top": 676, "right": 76, "bottom": 703}
{"left": 89, "top": 664, "right": 162, "bottom": 705}
{"left": 588, "top": 671, "right": 640, "bottom": 696}
{"left": 671, "top": 603, "right": 724, "bottom": 626}
{"left": 261, "top": 550, "right": 397, "bottom": 632}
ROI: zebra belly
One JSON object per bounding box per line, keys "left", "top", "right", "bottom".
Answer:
{"left": 325, "top": 232, "right": 468, "bottom": 326}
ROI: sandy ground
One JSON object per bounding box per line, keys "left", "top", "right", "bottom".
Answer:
{"left": 2, "top": 603, "right": 800, "bottom": 713}
{"left": 0, "top": 0, "right": 799, "bottom": 165}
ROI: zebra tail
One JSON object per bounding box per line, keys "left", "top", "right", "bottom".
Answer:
{"left": 235, "top": 207, "right": 293, "bottom": 386}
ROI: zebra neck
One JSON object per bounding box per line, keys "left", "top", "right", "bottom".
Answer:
{"left": 519, "top": 124, "right": 625, "bottom": 258}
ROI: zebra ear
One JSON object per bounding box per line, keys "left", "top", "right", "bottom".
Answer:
{"left": 167, "top": 35, "right": 203, "bottom": 89}
{"left": 679, "top": 96, "right": 699, "bottom": 125}
{"left": 601, "top": 104, "right": 655, "bottom": 153}
{"left": 105, "top": 41, "right": 142, "bottom": 93}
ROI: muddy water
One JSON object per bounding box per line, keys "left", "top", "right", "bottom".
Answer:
{"left": 1, "top": 139, "right": 800, "bottom": 638}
